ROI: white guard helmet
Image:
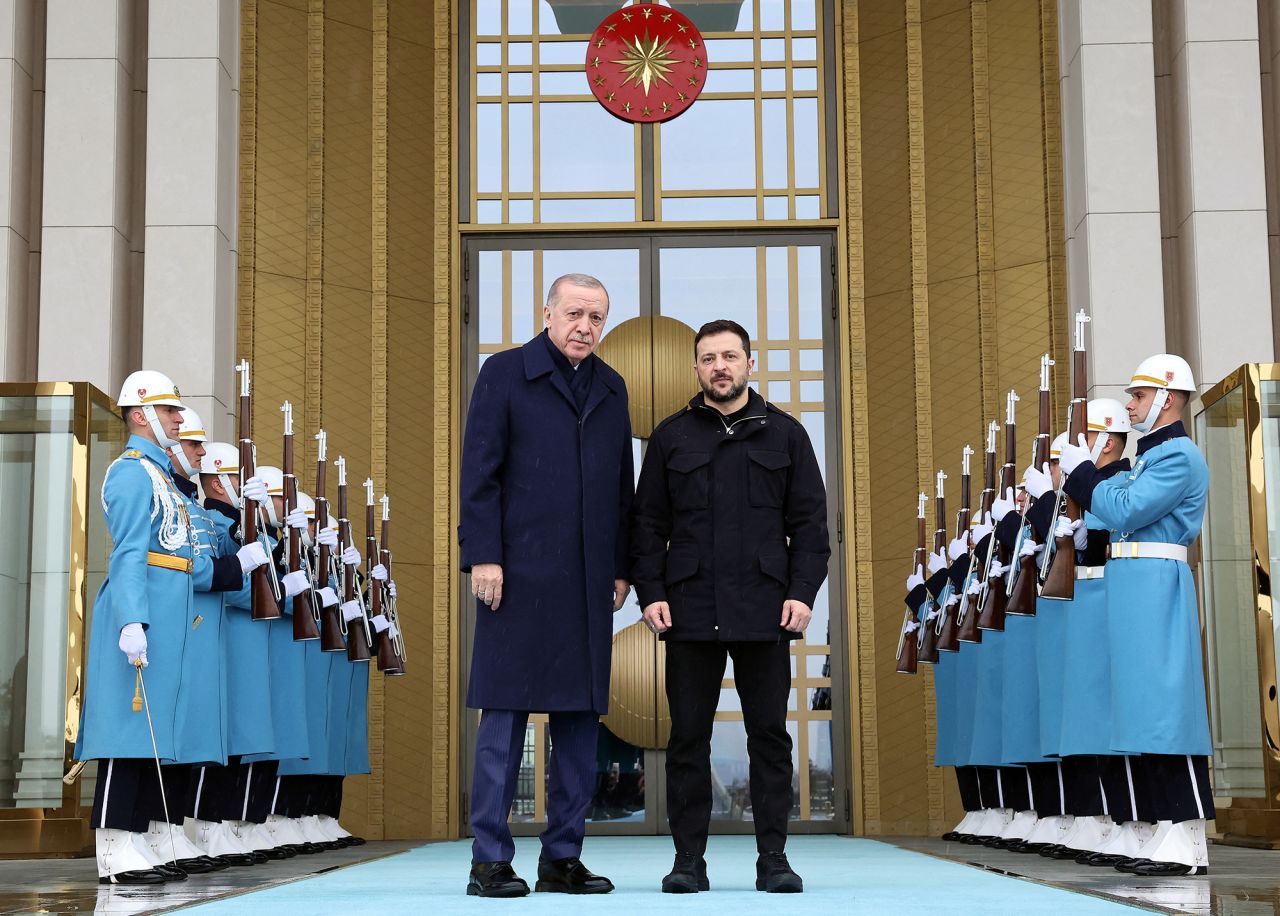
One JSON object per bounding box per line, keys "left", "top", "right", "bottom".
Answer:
{"left": 117, "top": 370, "right": 185, "bottom": 448}
{"left": 1049, "top": 432, "right": 1067, "bottom": 461}
{"left": 297, "top": 492, "right": 316, "bottom": 517}
{"left": 200, "top": 442, "right": 242, "bottom": 508}
{"left": 169, "top": 407, "right": 206, "bottom": 479}
{"left": 1125, "top": 354, "right": 1195, "bottom": 433}
{"left": 255, "top": 465, "right": 285, "bottom": 528}
{"left": 1086, "top": 398, "right": 1132, "bottom": 462}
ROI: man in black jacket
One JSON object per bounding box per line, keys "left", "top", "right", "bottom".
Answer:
{"left": 631, "top": 319, "right": 830, "bottom": 895}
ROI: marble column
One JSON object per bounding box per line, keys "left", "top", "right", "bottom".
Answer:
{"left": 0, "top": 0, "right": 35, "bottom": 381}
{"left": 140, "top": 0, "right": 238, "bottom": 441}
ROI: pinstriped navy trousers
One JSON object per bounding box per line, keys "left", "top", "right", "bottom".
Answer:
{"left": 470, "top": 709, "right": 599, "bottom": 864}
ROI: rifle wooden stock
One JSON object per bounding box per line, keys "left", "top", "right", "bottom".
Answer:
{"left": 1006, "top": 387, "right": 1051, "bottom": 617}
{"left": 377, "top": 516, "right": 405, "bottom": 675}
{"left": 285, "top": 428, "right": 321, "bottom": 641}
{"left": 957, "top": 445, "right": 995, "bottom": 644}
{"left": 366, "top": 502, "right": 390, "bottom": 671}
{"left": 314, "top": 455, "right": 344, "bottom": 651}
{"left": 894, "top": 516, "right": 928, "bottom": 676}
{"left": 239, "top": 389, "right": 281, "bottom": 622}
{"left": 917, "top": 491, "right": 946, "bottom": 665}
{"left": 977, "top": 419, "right": 1017, "bottom": 632}
{"left": 1041, "top": 348, "right": 1088, "bottom": 600}
{"left": 340, "top": 482, "right": 371, "bottom": 663}
{"left": 935, "top": 472, "right": 969, "bottom": 654}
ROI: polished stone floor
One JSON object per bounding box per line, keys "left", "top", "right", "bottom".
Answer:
{"left": 886, "top": 836, "right": 1280, "bottom": 915}
{"left": 0, "top": 840, "right": 420, "bottom": 914}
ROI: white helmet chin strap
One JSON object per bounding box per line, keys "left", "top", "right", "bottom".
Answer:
{"left": 1133, "top": 388, "right": 1169, "bottom": 434}
{"left": 142, "top": 405, "right": 180, "bottom": 449}
{"left": 265, "top": 497, "right": 281, "bottom": 529}
{"left": 170, "top": 445, "right": 198, "bottom": 479}
{"left": 218, "top": 474, "right": 242, "bottom": 510}
{"left": 1089, "top": 431, "right": 1109, "bottom": 463}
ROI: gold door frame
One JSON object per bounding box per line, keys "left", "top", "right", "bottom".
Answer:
{"left": 1196, "top": 364, "right": 1280, "bottom": 845}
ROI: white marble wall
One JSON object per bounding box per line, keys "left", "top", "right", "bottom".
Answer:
{"left": 140, "top": 0, "right": 238, "bottom": 441}
{"left": 0, "top": 1, "right": 35, "bottom": 381}
{"left": 1160, "top": 0, "right": 1274, "bottom": 391}
{"left": 1059, "top": 0, "right": 1168, "bottom": 404}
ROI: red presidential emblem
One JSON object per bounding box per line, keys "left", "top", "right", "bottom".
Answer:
{"left": 1164, "top": 370, "right": 1175, "bottom": 383}
{"left": 586, "top": 4, "right": 707, "bottom": 124}
{"left": 1104, "top": 416, "right": 1113, "bottom": 427}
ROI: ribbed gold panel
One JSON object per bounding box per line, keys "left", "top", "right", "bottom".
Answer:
{"left": 601, "top": 622, "right": 671, "bottom": 750}
{"left": 594, "top": 315, "right": 696, "bottom": 438}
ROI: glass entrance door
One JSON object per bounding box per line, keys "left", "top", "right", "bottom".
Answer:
{"left": 460, "top": 232, "right": 847, "bottom": 837}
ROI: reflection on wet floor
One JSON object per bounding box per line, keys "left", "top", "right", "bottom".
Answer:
{"left": 888, "top": 836, "right": 1280, "bottom": 915}
{"left": 0, "top": 840, "right": 421, "bottom": 915}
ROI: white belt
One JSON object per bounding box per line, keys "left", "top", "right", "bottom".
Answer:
{"left": 1108, "top": 541, "right": 1188, "bottom": 562}
{"left": 1075, "top": 565, "right": 1106, "bottom": 580}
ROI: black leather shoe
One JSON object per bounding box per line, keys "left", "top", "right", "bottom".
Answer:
{"left": 1014, "top": 842, "right": 1050, "bottom": 853}
{"left": 197, "top": 855, "right": 230, "bottom": 871}
{"left": 1046, "top": 845, "right": 1084, "bottom": 860}
{"left": 259, "top": 846, "right": 292, "bottom": 860}
{"left": 1114, "top": 857, "right": 1150, "bottom": 873}
{"left": 661, "top": 852, "right": 709, "bottom": 893}
{"left": 345, "top": 835, "right": 367, "bottom": 846}
{"left": 175, "top": 856, "right": 220, "bottom": 874}
{"left": 964, "top": 834, "right": 999, "bottom": 845}
{"left": 152, "top": 862, "right": 188, "bottom": 881}
{"left": 1080, "top": 851, "right": 1125, "bottom": 866}
{"left": 468, "top": 861, "right": 530, "bottom": 898}
{"left": 1130, "top": 860, "right": 1207, "bottom": 877}
{"left": 756, "top": 852, "right": 803, "bottom": 893}
{"left": 993, "top": 838, "right": 1026, "bottom": 850}
{"left": 535, "top": 857, "right": 614, "bottom": 894}
{"left": 1037, "top": 844, "right": 1065, "bottom": 857}
{"left": 99, "top": 868, "right": 166, "bottom": 885}
{"left": 214, "top": 852, "right": 259, "bottom": 867}
{"left": 941, "top": 831, "right": 965, "bottom": 842}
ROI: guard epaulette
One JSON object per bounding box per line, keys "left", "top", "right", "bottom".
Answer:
{"left": 765, "top": 401, "right": 800, "bottom": 424}
{"left": 651, "top": 404, "right": 693, "bottom": 436}
{"left": 124, "top": 449, "right": 143, "bottom": 459}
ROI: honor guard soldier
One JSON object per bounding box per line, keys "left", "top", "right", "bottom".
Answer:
{"left": 1059, "top": 354, "right": 1213, "bottom": 876}
{"left": 77, "top": 371, "right": 195, "bottom": 885}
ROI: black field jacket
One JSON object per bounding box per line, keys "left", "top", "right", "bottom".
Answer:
{"left": 630, "top": 389, "right": 830, "bottom": 642}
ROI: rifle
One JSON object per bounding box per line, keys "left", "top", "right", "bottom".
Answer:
{"left": 935, "top": 445, "right": 973, "bottom": 653}
{"left": 338, "top": 457, "right": 372, "bottom": 663}
{"left": 916, "top": 470, "right": 947, "bottom": 665}
{"left": 377, "top": 494, "right": 406, "bottom": 675}
{"left": 1005, "top": 354, "right": 1053, "bottom": 616}
{"left": 1039, "top": 310, "right": 1091, "bottom": 600}
{"left": 235, "top": 359, "right": 282, "bottom": 621}
{"left": 314, "top": 430, "right": 346, "bottom": 652}
{"left": 977, "top": 393, "right": 1018, "bottom": 631}
{"left": 283, "top": 402, "right": 321, "bottom": 641}
{"left": 894, "top": 492, "right": 928, "bottom": 675}
{"left": 364, "top": 478, "right": 388, "bottom": 670}
{"left": 956, "top": 431, "right": 992, "bottom": 644}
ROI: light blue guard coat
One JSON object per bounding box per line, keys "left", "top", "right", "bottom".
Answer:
{"left": 1066, "top": 422, "right": 1211, "bottom": 756}
{"left": 967, "top": 628, "right": 1006, "bottom": 767}
{"left": 1001, "top": 610, "right": 1048, "bottom": 765}
{"left": 77, "top": 436, "right": 195, "bottom": 762}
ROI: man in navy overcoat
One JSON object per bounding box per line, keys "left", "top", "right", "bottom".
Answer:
{"left": 459, "top": 273, "right": 633, "bottom": 897}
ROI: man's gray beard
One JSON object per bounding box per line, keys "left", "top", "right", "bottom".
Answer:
{"left": 701, "top": 378, "right": 747, "bottom": 404}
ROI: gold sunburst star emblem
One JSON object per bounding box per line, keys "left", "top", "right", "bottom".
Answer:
{"left": 611, "top": 30, "right": 680, "bottom": 96}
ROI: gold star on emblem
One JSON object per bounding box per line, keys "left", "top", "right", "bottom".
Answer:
{"left": 692, "top": 57, "right": 702, "bottom": 68}
{"left": 689, "top": 40, "right": 698, "bottom": 49}
{"left": 677, "top": 23, "right": 687, "bottom": 33}
{"left": 677, "top": 91, "right": 688, "bottom": 101}
{"left": 621, "top": 101, "right": 631, "bottom": 113}
{"left": 621, "top": 11, "right": 631, "bottom": 21}
{"left": 605, "top": 23, "right": 616, "bottom": 32}
{"left": 661, "top": 12, "right": 672, "bottom": 22}
{"left": 611, "top": 29, "right": 679, "bottom": 96}
{"left": 592, "top": 56, "right": 600, "bottom": 68}
{"left": 641, "top": 6, "right": 651, "bottom": 17}
{"left": 687, "top": 76, "right": 698, "bottom": 86}
{"left": 661, "top": 101, "right": 672, "bottom": 112}
{"left": 595, "top": 37, "right": 605, "bottom": 48}
{"left": 642, "top": 105, "right": 651, "bottom": 116}
{"left": 606, "top": 92, "right": 616, "bottom": 102}
{"left": 593, "top": 74, "right": 605, "bottom": 86}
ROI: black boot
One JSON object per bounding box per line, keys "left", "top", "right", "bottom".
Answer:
{"left": 534, "top": 857, "right": 614, "bottom": 894}
{"left": 756, "top": 852, "right": 803, "bottom": 893}
{"left": 467, "top": 861, "right": 529, "bottom": 898}
{"left": 661, "top": 852, "right": 709, "bottom": 893}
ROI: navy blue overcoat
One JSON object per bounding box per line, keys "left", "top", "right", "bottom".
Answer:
{"left": 460, "top": 332, "right": 633, "bottom": 714}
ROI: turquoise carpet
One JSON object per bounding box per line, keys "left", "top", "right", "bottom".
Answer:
{"left": 178, "top": 835, "right": 1150, "bottom": 914}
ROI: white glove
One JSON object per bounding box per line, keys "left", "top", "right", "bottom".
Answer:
{"left": 388, "top": 581, "right": 397, "bottom": 598}
{"left": 242, "top": 475, "right": 269, "bottom": 503}
{"left": 340, "top": 600, "right": 364, "bottom": 623}
{"left": 906, "top": 565, "right": 925, "bottom": 591}
{"left": 1023, "top": 463, "right": 1054, "bottom": 500}
{"left": 1055, "top": 516, "right": 1088, "bottom": 551}
{"left": 947, "top": 537, "right": 968, "bottom": 562}
{"left": 944, "top": 592, "right": 960, "bottom": 608}
{"left": 967, "top": 577, "right": 982, "bottom": 596}
{"left": 1059, "top": 433, "right": 1091, "bottom": 476}
{"left": 970, "top": 519, "right": 993, "bottom": 544}
{"left": 286, "top": 507, "right": 308, "bottom": 531}
{"left": 281, "top": 569, "right": 310, "bottom": 598}
{"left": 370, "top": 563, "right": 388, "bottom": 581}
{"left": 237, "top": 540, "right": 269, "bottom": 574}
{"left": 119, "top": 623, "right": 148, "bottom": 667}
{"left": 370, "top": 614, "right": 391, "bottom": 633}
{"left": 317, "top": 586, "right": 339, "bottom": 608}
{"left": 1019, "top": 537, "right": 1041, "bottom": 558}
{"left": 317, "top": 527, "right": 338, "bottom": 548}
{"left": 341, "top": 546, "right": 361, "bottom": 567}
{"left": 991, "top": 487, "right": 1016, "bottom": 522}
{"left": 989, "top": 560, "right": 1008, "bottom": 578}
{"left": 389, "top": 621, "right": 400, "bottom": 639}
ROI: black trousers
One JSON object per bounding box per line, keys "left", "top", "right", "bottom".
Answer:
{"left": 975, "top": 766, "right": 1032, "bottom": 812}
{"left": 665, "top": 640, "right": 793, "bottom": 855}
{"left": 229, "top": 759, "right": 281, "bottom": 824}
{"left": 1060, "top": 755, "right": 1105, "bottom": 817}
{"left": 91, "top": 759, "right": 153, "bottom": 831}
{"left": 955, "top": 766, "right": 982, "bottom": 812}
{"left": 186, "top": 758, "right": 246, "bottom": 822}
{"left": 1025, "top": 762, "right": 1064, "bottom": 817}
{"left": 1139, "top": 754, "right": 1215, "bottom": 823}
